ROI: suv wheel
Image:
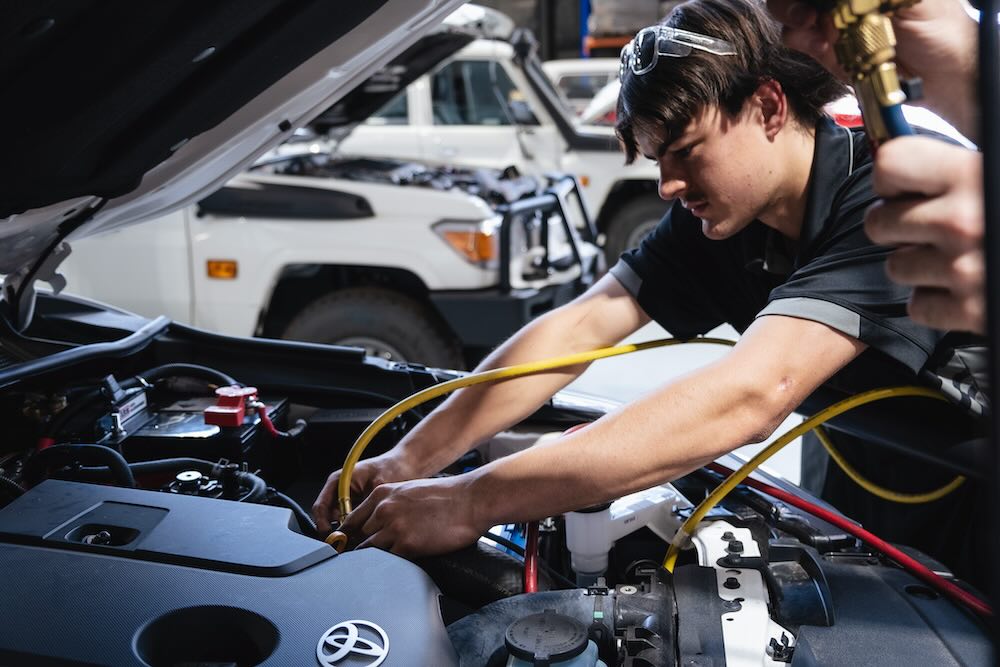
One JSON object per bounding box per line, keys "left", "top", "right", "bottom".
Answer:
{"left": 604, "top": 196, "right": 671, "bottom": 262}
{"left": 282, "top": 288, "right": 465, "bottom": 369}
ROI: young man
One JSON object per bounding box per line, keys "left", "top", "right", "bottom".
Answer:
{"left": 313, "top": 0, "right": 985, "bottom": 581}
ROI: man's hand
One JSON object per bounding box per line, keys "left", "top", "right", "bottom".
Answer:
{"left": 339, "top": 476, "right": 487, "bottom": 557}
{"left": 766, "top": 0, "right": 978, "bottom": 138}
{"left": 311, "top": 449, "right": 422, "bottom": 534}
{"left": 865, "top": 137, "right": 985, "bottom": 333}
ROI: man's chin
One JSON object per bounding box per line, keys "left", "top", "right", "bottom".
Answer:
{"left": 701, "top": 218, "right": 731, "bottom": 240}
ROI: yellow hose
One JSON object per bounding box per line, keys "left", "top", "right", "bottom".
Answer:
{"left": 662, "top": 385, "right": 948, "bottom": 572}
{"left": 337, "top": 337, "right": 736, "bottom": 517}
{"left": 814, "top": 425, "right": 965, "bottom": 504}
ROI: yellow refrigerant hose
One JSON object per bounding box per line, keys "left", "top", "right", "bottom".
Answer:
{"left": 330, "top": 338, "right": 962, "bottom": 555}
{"left": 334, "top": 337, "right": 735, "bottom": 522}
{"left": 813, "top": 425, "right": 966, "bottom": 504}
{"left": 661, "top": 385, "right": 948, "bottom": 572}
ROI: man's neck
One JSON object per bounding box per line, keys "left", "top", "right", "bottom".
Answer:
{"left": 758, "top": 124, "right": 816, "bottom": 241}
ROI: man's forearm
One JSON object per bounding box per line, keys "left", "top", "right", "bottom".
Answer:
{"left": 464, "top": 355, "right": 788, "bottom": 526}
{"left": 398, "top": 287, "right": 648, "bottom": 476}
{"left": 463, "top": 315, "right": 867, "bottom": 527}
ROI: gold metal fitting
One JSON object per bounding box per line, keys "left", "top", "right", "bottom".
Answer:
{"left": 325, "top": 530, "right": 349, "bottom": 553}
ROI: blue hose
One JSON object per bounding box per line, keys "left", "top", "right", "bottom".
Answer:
{"left": 880, "top": 103, "right": 914, "bottom": 139}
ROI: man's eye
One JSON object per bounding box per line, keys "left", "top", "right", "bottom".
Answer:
{"left": 673, "top": 146, "right": 693, "bottom": 159}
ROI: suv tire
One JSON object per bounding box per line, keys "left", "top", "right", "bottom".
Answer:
{"left": 282, "top": 287, "right": 465, "bottom": 369}
{"left": 604, "top": 196, "right": 671, "bottom": 262}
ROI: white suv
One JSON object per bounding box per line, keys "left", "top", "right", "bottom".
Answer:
{"left": 334, "top": 10, "right": 667, "bottom": 260}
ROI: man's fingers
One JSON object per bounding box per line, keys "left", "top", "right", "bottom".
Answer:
{"left": 339, "top": 484, "right": 386, "bottom": 535}
{"left": 311, "top": 470, "right": 343, "bottom": 534}
{"left": 885, "top": 245, "right": 984, "bottom": 294}
{"left": 865, "top": 196, "right": 972, "bottom": 251}
{"left": 909, "top": 287, "right": 986, "bottom": 334}
{"left": 885, "top": 245, "right": 943, "bottom": 287}
{"left": 872, "top": 138, "right": 979, "bottom": 199}
{"left": 357, "top": 530, "right": 394, "bottom": 553}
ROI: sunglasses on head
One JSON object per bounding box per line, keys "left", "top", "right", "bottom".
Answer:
{"left": 619, "top": 25, "right": 737, "bottom": 80}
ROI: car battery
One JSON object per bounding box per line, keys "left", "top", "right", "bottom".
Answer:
{"left": 298, "top": 407, "right": 406, "bottom": 473}
{"left": 117, "top": 395, "right": 288, "bottom": 476}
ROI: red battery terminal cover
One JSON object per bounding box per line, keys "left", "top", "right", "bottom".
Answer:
{"left": 204, "top": 385, "right": 259, "bottom": 428}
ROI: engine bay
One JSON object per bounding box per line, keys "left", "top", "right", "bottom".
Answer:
{"left": 253, "top": 152, "right": 543, "bottom": 207}
{"left": 0, "top": 302, "right": 991, "bottom": 666}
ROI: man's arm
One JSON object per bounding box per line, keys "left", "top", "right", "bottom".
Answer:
{"left": 342, "top": 314, "right": 867, "bottom": 556}
{"left": 312, "top": 273, "right": 651, "bottom": 531}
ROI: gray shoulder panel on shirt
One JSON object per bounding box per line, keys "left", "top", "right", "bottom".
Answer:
{"left": 756, "top": 297, "right": 862, "bottom": 338}
{"left": 609, "top": 259, "right": 642, "bottom": 298}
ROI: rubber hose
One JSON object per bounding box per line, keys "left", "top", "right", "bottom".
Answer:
{"left": 71, "top": 456, "right": 266, "bottom": 502}
{"left": 880, "top": 103, "right": 914, "bottom": 139}
{"left": 663, "top": 386, "right": 946, "bottom": 571}
{"left": 268, "top": 489, "right": 319, "bottom": 538}
{"left": 128, "top": 362, "right": 239, "bottom": 388}
{"left": 238, "top": 470, "right": 268, "bottom": 503}
{"left": 0, "top": 476, "right": 24, "bottom": 501}
{"left": 338, "top": 337, "right": 736, "bottom": 517}
{"left": 28, "top": 444, "right": 136, "bottom": 488}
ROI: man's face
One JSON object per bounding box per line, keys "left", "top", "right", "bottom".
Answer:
{"left": 636, "top": 104, "right": 780, "bottom": 240}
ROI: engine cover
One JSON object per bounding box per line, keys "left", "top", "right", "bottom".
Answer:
{"left": 0, "top": 480, "right": 458, "bottom": 666}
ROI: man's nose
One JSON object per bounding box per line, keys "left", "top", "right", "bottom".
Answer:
{"left": 659, "top": 175, "right": 686, "bottom": 201}
{"left": 657, "top": 160, "right": 686, "bottom": 200}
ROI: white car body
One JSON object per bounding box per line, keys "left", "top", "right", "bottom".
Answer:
{"left": 541, "top": 58, "right": 619, "bottom": 116}
{"left": 336, "top": 36, "right": 666, "bottom": 258}
{"left": 62, "top": 159, "right": 600, "bottom": 367}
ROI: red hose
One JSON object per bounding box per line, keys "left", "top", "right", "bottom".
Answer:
{"left": 255, "top": 405, "right": 283, "bottom": 438}
{"left": 707, "top": 462, "right": 992, "bottom": 617}
{"left": 524, "top": 521, "right": 540, "bottom": 593}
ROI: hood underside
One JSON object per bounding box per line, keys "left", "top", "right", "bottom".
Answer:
{"left": 2, "top": 1, "right": 389, "bottom": 219}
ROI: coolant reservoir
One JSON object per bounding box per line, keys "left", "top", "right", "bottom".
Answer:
{"left": 504, "top": 610, "right": 607, "bottom": 667}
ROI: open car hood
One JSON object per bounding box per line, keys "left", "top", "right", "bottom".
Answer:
{"left": 304, "top": 4, "right": 513, "bottom": 136}
{"left": 0, "top": 0, "right": 467, "bottom": 327}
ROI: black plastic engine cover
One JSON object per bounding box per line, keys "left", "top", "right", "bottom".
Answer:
{"left": 0, "top": 480, "right": 458, "bottom": 666}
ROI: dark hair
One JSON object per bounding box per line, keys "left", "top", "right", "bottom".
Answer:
{"left": 615, "top": 0, "right": 848, "bottom": 163}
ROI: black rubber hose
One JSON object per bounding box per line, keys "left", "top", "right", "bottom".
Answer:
{"left": 28, "top": 444, "right": 136, "bottom": 488}
{"left": 127, "top": 363, "right": 240, "bottom": 389}
{"left": 71, "top": 457, "right": 216, "bottom": 481}
{"left": 267, "top": 489, "right": 319, "bottom": 538}
{"left": 0, "top": 476, "right": 24, "bottom": 504}
{"left": 69, "top": 457, "right": 266, "bottom": 502}
{"left": 43, "top": 389, "right": 104, "bottom": 438}
{"left": 239, "top": 470, "right": 268, "bottom": 503}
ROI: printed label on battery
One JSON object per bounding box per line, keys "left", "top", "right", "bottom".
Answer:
{"left": 117, "top": 391, "right": 148, "bottom": 424}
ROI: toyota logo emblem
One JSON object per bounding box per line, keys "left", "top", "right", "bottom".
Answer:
{"left": 317, "top": 620, "right": 390, "bottom": 666}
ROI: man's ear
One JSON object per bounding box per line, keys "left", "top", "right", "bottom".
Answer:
{"left": 755, "top": 79, "right": 789, "bottom": 141}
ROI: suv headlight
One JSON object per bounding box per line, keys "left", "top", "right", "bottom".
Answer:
{"left": 433, "top": 216, "right": 503, "bottom": 269}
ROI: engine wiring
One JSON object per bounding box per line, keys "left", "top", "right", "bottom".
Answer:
{"left": 706, "top": 462, "right": 993, "bottom": 618}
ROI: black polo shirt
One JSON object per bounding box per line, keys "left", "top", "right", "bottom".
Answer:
{"left": 609, "top": 116, "right": 989, "bottom": 583}
{"left": 610, "top": 116, "right": 987, "bottom": 414}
